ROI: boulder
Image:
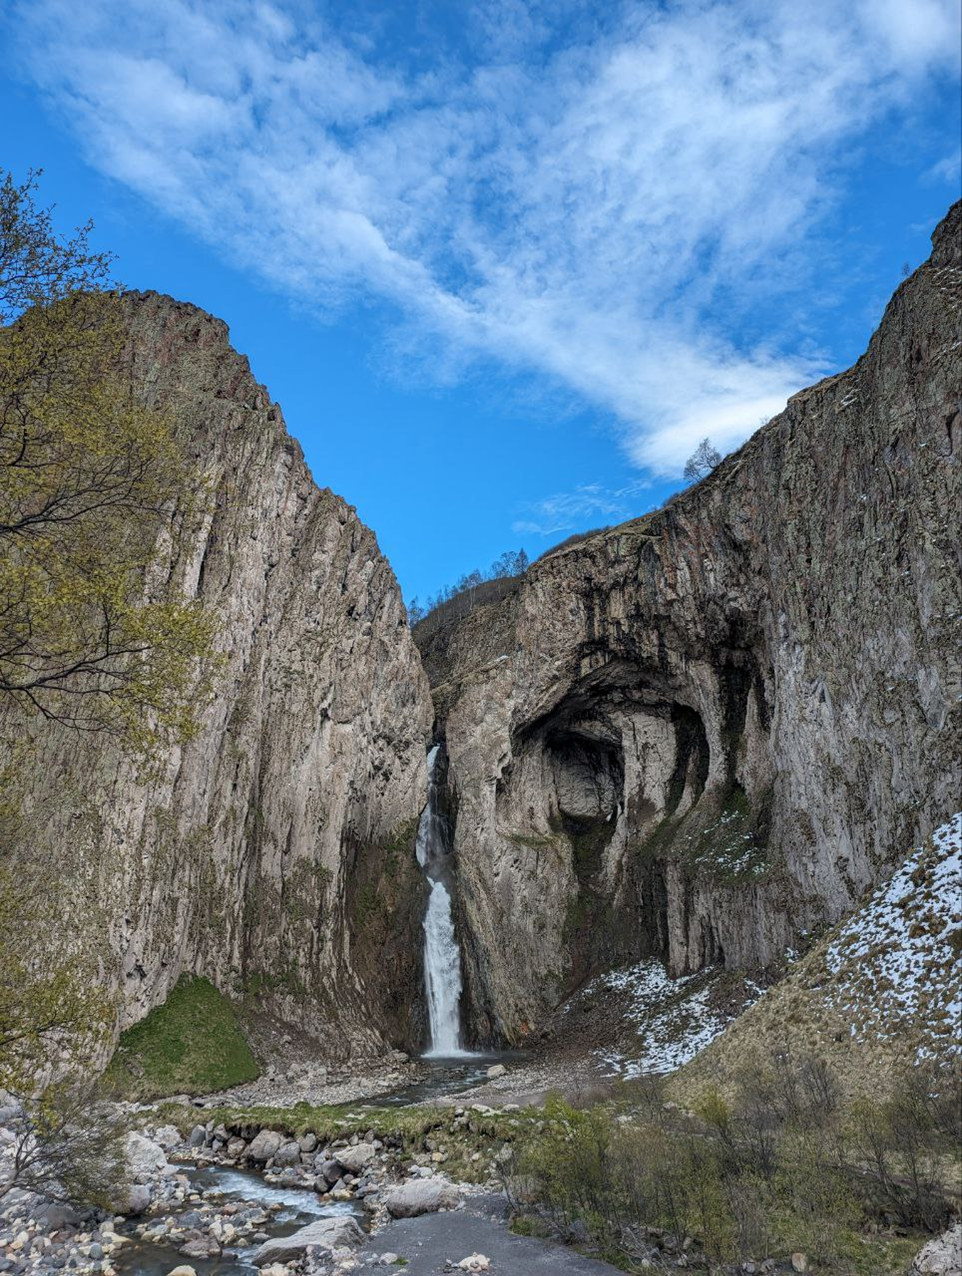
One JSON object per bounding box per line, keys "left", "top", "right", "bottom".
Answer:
{"left": 247, "top": 1130, "right": 284, "bottom": 1163}
{"left": 486, "top": 1064, "right": 506, "bottom": 1079}
{"left": 912, "top": 1225, "right": 962, "bottom": 1276}
{"left": 187, "top": 1125, "right": 207, "bottom": 1148}
{"left": 125, "top": 1133, "right": 168, "bottom": 1179}
{"left": 153, "top": 1125, "right": 182, "bottom": 1152}
{"left": 226, "top": 1137, "right": 247, "bottom": 1159}
{"left": 383, "top": 1178, "right": 459, "bottom": 1218}
{"left": 112, "top": 1183, "right": 151, "bottom": 1216}
{"left": 272, "top": 1140, "right": 301, "bottom": 1167}
{"left": 298, "top": 1133, "right": 318, "bottom": 1153}
{"left": 316, "top": 1157, "right": 341, "bottom": 1184}
{"left": 335, "top": 1143, "right": 376, "bottom": 1175}
{"left": 165, "top": 1268, "right": 197, "bottom": 1276}
{"left": 250, "top": 1216, "right": 365, "bottom": 1266}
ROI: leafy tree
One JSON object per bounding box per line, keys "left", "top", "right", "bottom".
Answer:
{"left": 0, "top": 169, "right": 217, "bottom": 744}
{"left": 683, "top": 437, "right": 722, "bottom": 482}
{"left": 0, "top": 170, "right": 220, "bottom": 1208}
{"left": 0, "top": 1083, "right": 127, "bottom": 1210}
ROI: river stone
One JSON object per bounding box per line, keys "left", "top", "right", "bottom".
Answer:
{"left": 486, "top": 1064, "right": 506, "bottom": 1079}
{"left": 272, "top": 1140, "right": 301, "bottom": 1166}
{"left": 247, "top": 1130, "right": 284, "bottom": 1163}
{"left": 125, "top": 1133, "right": 168, "bottom": 1179}
{"left": 316, "top": 1158, "right": 341, "bottom": 1184}
{"left": 165, "top": 1268, "right": 197, "bottom": 1276}
{"left": 152, "top": 1125, "right": 182, "bottom": 1152}
{"left": 298, "top": 1133, "right": 317, "bottom": 1153}
{"left": 335, "top": 1143, "right": 376, "bottom": 1174}
{"left": 912, "top": 1224, "right": 962, "bottom": 1275}
{"left": 383, "top": 1178, "right": 459, "bottom": 1218}
{"left": 250, "top": 1216, "right": 365, "bottom": 1266}
{"left": 111, "top": 1184, "right": 151, "bottom": 1216}
{"left": 187, "top": 1125, "right": 206, "bottom": 1148}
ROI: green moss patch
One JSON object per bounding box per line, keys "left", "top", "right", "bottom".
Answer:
{"left": 106, "top": 974, "right": 259, "bottom": 1100}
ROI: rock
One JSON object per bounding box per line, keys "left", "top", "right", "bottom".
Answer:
{"left": 456, "top": 1258, "right": 490, "bottom": 1273}
{"left": 316, "top": 1158, "right": 342, "bottom": 1185}
{"left": 226, "top": 1138, "right": 247, "bottom": 1159}
{"left": 335, "top": 1143, "right": 376, "bottom": 1175}
{"left": 164, "top": 1268, "right": 197, "bottom": 1276}
{"left": 180, "top": 1237, "right": 220, "bottom": 1259}
{"left": 298, "top": 1133, "right": 317, "bottom": 1153}
{"left": 247, "top": 1130, "right": 284, "bottom": 1163}
{"left": 4, "top": 291, "right": 433, "bottom": 1061}
{"left": 187, "top": 1125, "right": 206, "bottom": 1149}
{"left": 419, "top": 202, "right": 962, "bottom": 1046}
{"left": 250, "top": 1216, "right": 365, "bottom": 1266}
{"left": 383, "top": 1178, "right": 459, "bottom": 1218}
{"left": 111, "top": 1184, "right": 151, "bottom": 1216}
{"left": 790, "top": 1257, "right": 808, "bottom": 1274}
{"left": 378, "top": 1256, "right": 399, "bottom": 1267}
{"left": 125, "top": 1133, "right": 168, "bottom": 1179}
{"left": 272, "top": 1141, "right": 301, "bottom": 1167}
{"left": 153, "top": 1126, "right": 182, "bottom": 1152}
{"left": 486, "top": 1065, "right": 506, "bottom": 1079}
{"left": 912, "top": 1224, "right": 962, "bottom": 1275}
{"left": 34, "top": 1204, "right": 81, "bottom": 1231}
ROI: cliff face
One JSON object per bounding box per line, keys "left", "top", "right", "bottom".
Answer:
{"left": 421, "top": 203, "right": 961, "bottom": 1046}
{"left": 12, "top": 294, "right": 433, "bottom": 1056}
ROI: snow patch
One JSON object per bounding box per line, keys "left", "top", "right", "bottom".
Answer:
{"left": 825, "top": 813, "right": 961, "bottom": 1057}
{"left": 589, "top": 959, "right": 762, "bottom": 1079}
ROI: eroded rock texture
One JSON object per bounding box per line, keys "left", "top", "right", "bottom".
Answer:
{"left": 11, "top": 294, "right": 433, "bottom": 1055}
{"left": 418, "top": 202, "right": 961, "bottom": 1046}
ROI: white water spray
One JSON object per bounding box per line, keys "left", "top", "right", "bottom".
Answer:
{"left": 416, "top": 745, "right": 466, "bottom": 1057}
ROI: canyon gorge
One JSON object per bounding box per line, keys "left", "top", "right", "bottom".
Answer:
{"left": 4, "top": 199, "right": 960, "bottom": 1092}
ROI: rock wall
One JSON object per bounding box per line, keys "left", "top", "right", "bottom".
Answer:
{"left": 419, "top": 202, "right": 962, "bottom": 1047}
{"left": 9, "top": 293, "right": 433, "bottom": 1057}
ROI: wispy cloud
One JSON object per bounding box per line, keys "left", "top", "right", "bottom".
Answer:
{"left": 512, "top": 479, "right": 652, "bottom": 536}
{"left": 12, "top": 0, "right": 960, "bottom": 474}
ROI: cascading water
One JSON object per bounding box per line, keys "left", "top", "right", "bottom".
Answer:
{"left": 415, "top": 744, "right": 467, "bottom": 1057}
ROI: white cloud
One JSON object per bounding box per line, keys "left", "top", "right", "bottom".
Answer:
{"left": 12, "top": 0, "right": 961, "bottom": 474}
{"left": 513, "top": 479, "right": 652, "bottom": 536}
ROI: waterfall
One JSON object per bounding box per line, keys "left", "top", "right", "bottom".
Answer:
{"left": 416, "top": 744, "right": 466, "bottom": 1057}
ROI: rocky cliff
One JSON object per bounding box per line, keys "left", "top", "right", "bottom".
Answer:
{"left": 418, "top": 201, "right": 961, "bottom": 1047}
{"left": 10, "top": 293, "right": 433, "bottom": 1057}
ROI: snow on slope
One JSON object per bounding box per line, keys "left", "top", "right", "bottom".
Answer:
{"left": 585, "top": 961, "right": 763, "bottom": 1078}
{"left": 825, "top": 813, "right": 961, "bottom": 1057}
{"left": 671, "top": 814, "right": 962, "bottom": 1100}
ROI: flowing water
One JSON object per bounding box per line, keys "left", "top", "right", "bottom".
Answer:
{"left": 114, "top": 1164, "right": 361, "bottom": 1276}
{"left": 416, "top": 745, "right": 468, "bottom": 1057}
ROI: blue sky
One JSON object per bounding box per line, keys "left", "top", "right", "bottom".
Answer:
{"left": 2, "top": 0, "right": 960, "bottom": 605}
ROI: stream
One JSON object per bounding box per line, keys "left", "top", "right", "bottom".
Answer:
{"left": 113, "top": 1164, "right": 361, "bottom": 1276}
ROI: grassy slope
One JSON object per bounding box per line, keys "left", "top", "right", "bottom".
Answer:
{"left": 670, "top": 815, "right": 962, "bottom": 1105}
{"left": 107, "top": 974, "right": 259, "bottom": 1100}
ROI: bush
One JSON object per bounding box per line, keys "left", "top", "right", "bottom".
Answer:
{"left": 503, "top": 1055, "right": 960, "bottom": 1272}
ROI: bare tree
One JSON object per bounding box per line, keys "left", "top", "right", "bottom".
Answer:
{"left": 683, "top": 437, "right": 722, "bottom": 482}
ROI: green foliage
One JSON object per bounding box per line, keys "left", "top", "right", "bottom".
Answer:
{"left": 503, "top": 1056, "right": 959, "bottom": 1273}
{"left": 0, "top": 168, "right": 218, "bottom": 747}
{"left": 0, "top": 1082, "right": 128, "bottom": 1210}
{"left": 0, "top": 855, "right": 110, "bottom": 1093}
{"left": 106, "top": 975, "right": 259, "bottom": 1100}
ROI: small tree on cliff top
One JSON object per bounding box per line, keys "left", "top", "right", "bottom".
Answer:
{"left": 683, "top": 437, "right": 722, "bottom": 482}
